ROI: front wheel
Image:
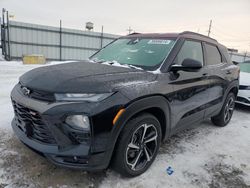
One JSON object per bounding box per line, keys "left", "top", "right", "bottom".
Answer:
{"left": 112, "top": 113, "right": 162, "bottom": 177}
{"left": 211, "top": 92, "right": 236, "bottom": 127}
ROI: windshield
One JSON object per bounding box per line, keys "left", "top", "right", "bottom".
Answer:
{"left": 90, "top": 38, "right": 176, "bottom": 70}
{"left": 240, "top": 63, "right": 250, "bottom": 73}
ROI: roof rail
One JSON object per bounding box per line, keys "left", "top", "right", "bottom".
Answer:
{"left": 180, "top": 31, "right": 217, "bottom": 42}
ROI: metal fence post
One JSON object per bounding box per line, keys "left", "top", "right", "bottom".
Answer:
{"left": 6, "top": 11, "right": 11, "bottom": 61}
{"left": 0, "top": 18, "right": 4, "bottom": 56}
{"left": 100, "top": 26, "right": 103, "bottom": 49}
{"left": 1, "top": 8, "right": 6, "bottom": 59}
{"left": 59, "top": 20, "right": 62, "bottom": 61}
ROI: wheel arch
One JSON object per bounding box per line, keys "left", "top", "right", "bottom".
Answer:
{"left": 106, "top": 95, "right": 171, "bottom": 167}
{"left": 116, "top": 95, "right": 171, "bottom": 141}
{"left": 229, "top": 86, "right": 238, "bottom": 97}
{"left": 224, "top": 80, "right": 239, "bottom": 102}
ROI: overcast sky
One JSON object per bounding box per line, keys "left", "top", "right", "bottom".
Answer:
{"left": 1, "top": 0, "right": 250, "bottom": 52}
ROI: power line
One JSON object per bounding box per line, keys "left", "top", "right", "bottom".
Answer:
{"left": 212, "top": 33, "right": 250, "bottom": 43}
{"left": 212, "top": 25, "right": 250, "bottom": 39}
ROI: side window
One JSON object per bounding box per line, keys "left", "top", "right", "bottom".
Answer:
{"left": 205, "top": 44, "right": 222, "bottom": 65}
{"left": 174, "top": 40, "right": 204, "bottom": 65}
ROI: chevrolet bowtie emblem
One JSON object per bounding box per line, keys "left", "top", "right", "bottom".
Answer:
{"left": 22, "top": 87, "right": 30, "bottom": 96}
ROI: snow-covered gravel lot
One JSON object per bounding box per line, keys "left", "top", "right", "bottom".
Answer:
{"left": 0, "top": 60, "right": 250, "bottom": 188}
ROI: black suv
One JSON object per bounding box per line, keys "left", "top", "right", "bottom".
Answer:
{"left": 11, "top": 31, "right": 239, "bottom": 177}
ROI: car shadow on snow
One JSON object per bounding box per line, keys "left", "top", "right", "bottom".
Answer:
{"left": 235, "top": 103, "right": 250, "bottom": 113}
{"left": 159, "top": 119, "right": 214, "bottom": 156}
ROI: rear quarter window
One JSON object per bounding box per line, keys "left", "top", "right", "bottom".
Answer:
{"left": 220, "top": 46, "right": 232, "bottom": 63}
{"left": 205, "top": 44, "right": 222, "bottom": 65}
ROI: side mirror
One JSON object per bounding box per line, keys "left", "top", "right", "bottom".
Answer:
{"left": 170, "top": 58, "right": 202, "bottom": 72}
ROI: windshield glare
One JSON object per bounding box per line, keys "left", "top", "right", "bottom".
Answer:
{"left": 91, "top": 38, "right": 176, "bottom": 70}
{"left": 240, "top": 63, "right": 250, "bottom": 73}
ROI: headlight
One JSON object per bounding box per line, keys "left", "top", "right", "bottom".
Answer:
{"left": 54, "top": 93, "right": 113, "bottom": 102}
{"left": 66, "top": 115, "right": 90, "bottom": 130}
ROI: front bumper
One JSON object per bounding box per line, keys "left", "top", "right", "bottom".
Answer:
{"left": 12, "top": 119, "right": 107, "bottom": 170}
{"left": 10, "top": 84, "right": 117, "bottom": 170}
{"left": 236, "top": 89, "right": 250, "bottom": 106}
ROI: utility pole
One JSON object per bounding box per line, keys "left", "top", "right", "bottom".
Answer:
{"left": 127, "top": 26, "right": 133, "bottom": 34}
{"left": 207, "top": 20, "right": 212, "bottom": 37}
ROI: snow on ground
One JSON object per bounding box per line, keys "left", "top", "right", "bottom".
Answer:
{"left": 0, "top": 60, "right": 74, "bottom": 130}
{"left": 0, "top": 60, "right": 250, "bottom": 188}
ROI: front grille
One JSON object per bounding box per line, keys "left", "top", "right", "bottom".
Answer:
{"left": 12, "top": 100, "right": 57, "bottom": 144}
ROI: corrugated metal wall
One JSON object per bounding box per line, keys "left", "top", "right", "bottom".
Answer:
{"left": 229, "top": 52, "right": 250, "bottom": 63}
{"left": 8, "top": 21, "right": 119, "bottom": 61}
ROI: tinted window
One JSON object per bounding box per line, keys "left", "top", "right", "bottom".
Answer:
{"left": 205, "top": 44, "right": 222, "bottom": 65}
{"left": 220, "top": 46, "right": 231, "bottom": 63}
{"left": 174, "top": 40, "right": 204, "bottom": 65}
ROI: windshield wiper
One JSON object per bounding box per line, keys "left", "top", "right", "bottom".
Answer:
{"left": 124, "top": 64, "right": 143, "bottom": 70}
{"left": 89, "top": 58, "right": 107, "bottom": 64}
{"left": 100, "top": 60, "right": 143, "bottom": 70}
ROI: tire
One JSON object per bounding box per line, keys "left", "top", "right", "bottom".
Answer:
{"left": 211, "top": 92, "right": 236, "bottom": 127}
{"left": 112, "top": 113, "right": 162, "bottom": 177}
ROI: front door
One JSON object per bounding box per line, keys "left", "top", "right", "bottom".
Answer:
{"left": 169, "top": 40, "right": 210, "bottom": 132}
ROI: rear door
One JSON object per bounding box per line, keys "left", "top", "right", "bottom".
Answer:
{"left": 170, "top": 40, "right": 210, "bottom": 132}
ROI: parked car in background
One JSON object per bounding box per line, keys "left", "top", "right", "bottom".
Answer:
{"left": 11, "top": 31, "right": 239, "bottom": 177}
{"left": 236, "top": 62, "right": 250, "bottom": 106}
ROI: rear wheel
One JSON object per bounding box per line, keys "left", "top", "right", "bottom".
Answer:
{"left": 211, "top": 92, "right": 235, "bottom": 127}
{"left": 112, "top": 113, "right": 162, "bottom": 177}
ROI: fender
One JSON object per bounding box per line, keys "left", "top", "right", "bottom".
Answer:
{"left": 223, "top": 79, "right": 239, "bottom": 103}
{"left": 209, "top": 79, "right": 239, "bottom": 119}
{"left": 103, "top": 95, "right": 171, "bottom": 168}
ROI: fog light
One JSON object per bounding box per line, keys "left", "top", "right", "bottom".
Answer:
{"left": 65, "top": 115, "right": 90, "bottom": 131}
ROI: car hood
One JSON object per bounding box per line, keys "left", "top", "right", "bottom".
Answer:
{"left": 20, "top": 61, "right": 157, "bottom": 93}
{"left": 240, "top": 72, "right": 250, "bottom": 86}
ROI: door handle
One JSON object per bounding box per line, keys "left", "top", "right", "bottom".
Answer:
{"left": 202, "top": 73, "right": 208, "bottom": 77}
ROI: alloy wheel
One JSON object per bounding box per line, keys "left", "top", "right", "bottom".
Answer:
{"left": 125, "top": 123, "right": 158, "bottom": 171}
{"left": 224, "top": 96, "right": 235, "bottom": 123}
